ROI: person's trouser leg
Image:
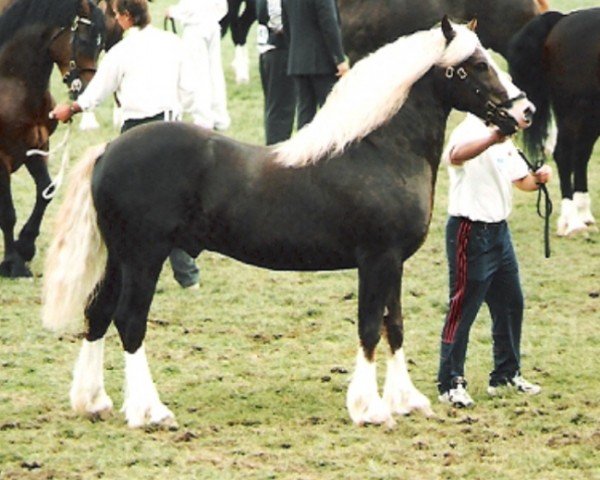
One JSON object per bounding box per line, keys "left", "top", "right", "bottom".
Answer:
{"left": 207, "top": 28, "right": 230, "bottom": 130}
{"left": 310, "top": 74, "right": 337, "bottom": 108}
{"left": 294, "top": 75, "right": 316, "bottom": 129}
{"left": 438, "top": 218, "right": 495, "bottom": 393}
{"left": 182, "top": 27, "right": 214, "bottom": 128}
{"left": 485, "top": 226, "right": 524, "bottom": 385}
{"left": 169, "top": 248, "right": 199, "bottom": 288}
{"left": 260, "top": 49, "right": 295, "bottom": 145}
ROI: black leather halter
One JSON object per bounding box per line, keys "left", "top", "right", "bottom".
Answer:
{"left": 444, "top": 65, "right": 525, "bottom": 136}
{"left": 50, "top": 15, "right": 100, "bottom": 100}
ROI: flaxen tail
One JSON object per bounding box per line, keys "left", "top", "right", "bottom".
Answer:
{"left": 42, "top": 144, "right": 108, "bottom": 333}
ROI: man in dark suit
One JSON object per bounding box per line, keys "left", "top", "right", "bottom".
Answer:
{"left": 282, "top": 0, "right": 349, "bottom": 128}
{"left": 256, "top": 0, "right": 296, "bottom": 144}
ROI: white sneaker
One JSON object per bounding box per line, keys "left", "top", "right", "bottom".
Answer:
{"left": 439, "top": 379, "right": 474, "bottom": 408}
{"left": 487, "top": 374, "right": 541, "bottom": 396}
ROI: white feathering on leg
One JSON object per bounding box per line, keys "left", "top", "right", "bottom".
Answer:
{"left": 382, "top": 348, "right": 433, "bottom": 417}
{"left": 122, "top": 344, "right": 176, "bottom": 428}
{"left": 70, "top": 338, "right": 113, "bottom": 418}
{"left": 346, "top": 349, "right": 393, "bottom": 426}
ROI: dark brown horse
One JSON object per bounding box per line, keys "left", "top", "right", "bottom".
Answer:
{"left": 0, "top": 0, "right": 105, "bottom": 277}
{"left": 339, "top": 0, "right": 549, "bottom": 63}
{"left": 507, "top": 8, "right": 599, "bottom": 236}
{"left": 43, "top": 19, "right": 534, "bottom": 428}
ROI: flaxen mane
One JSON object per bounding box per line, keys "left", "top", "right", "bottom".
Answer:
{"left": 274, "top": 24, "right": 480, "bottom": 168}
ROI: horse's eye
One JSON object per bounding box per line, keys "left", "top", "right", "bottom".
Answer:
{"left": 476, "top": 62, "right": 489, "bottom": 72}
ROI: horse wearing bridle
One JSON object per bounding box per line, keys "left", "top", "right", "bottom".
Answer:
{"left": 42, "top": 19, "right": 533, "bottom": 428}
{"left": 0, "top": 0, "right": 105, "bottom": 277}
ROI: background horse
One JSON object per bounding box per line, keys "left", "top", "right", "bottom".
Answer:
{"left": 507, "top": 8, "right": 599, "bottom": 236}
{"left": 42, "top": 19, "right": 533, "bottom": 428}
{"left": 216, "top": 0, "right": 548, "bottom": 80}
{"left": 339, "top": 0, "right": 549, "bottom": 63}
{"left": 77, "top": 0, "right": 124, "bottom": 130}
{"left": 220, "top": 0, "right": 256, "bottom": 84}
{"left": 0, "top": 0, "right": 105, "bottom": 278}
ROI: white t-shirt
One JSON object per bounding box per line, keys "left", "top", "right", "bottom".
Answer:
{"left": 444, "top": 114, "right": 529, "bottom": 223}
{"left": 77, "top": 25, "right": 199, "bottom": 121}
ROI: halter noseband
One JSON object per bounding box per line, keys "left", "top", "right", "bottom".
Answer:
{"left": 51, "top": 15, "right": 100, "bottom": 100}
{"left": 445, "top": 65, "right": 524, "bottom": 136}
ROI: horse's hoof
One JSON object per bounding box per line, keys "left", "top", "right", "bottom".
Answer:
{"left": 0, "top": 260, "right": 32, "bottom": 278}
{"left": 0, "top": 261, "right": 11, "bottom": 277}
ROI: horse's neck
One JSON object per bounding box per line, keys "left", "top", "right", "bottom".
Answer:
{"left": 443, "top": 0, "right": 467, "bottom": 17}
{"left": 369, "top": 75, "right": 450, "bottom": 175}
{"left": 0, "top": 29, "right": 54, "bottom": 93}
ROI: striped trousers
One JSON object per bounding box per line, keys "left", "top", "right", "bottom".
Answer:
{"left": 437, "top": 216, "right": 524, "bottom": 393}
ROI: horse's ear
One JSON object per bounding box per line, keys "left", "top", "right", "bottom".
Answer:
{"left": 78, "top": 0, "right": 91, "bottom": 17}
{"left": 441, "top": 15, "right": 456, "bottom": 43}
{"left": 467, "top": 18, "right": 478, "bottom": 32}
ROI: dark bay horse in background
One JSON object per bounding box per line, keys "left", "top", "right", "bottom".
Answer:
{"left": 339, "top": 0, "right": 549, "bottom": 63}
{"left": 221, "top": 0, "right": 256, "bottom": 84}
{"left": 0, "top": 0, "right": 105, "bottom": 278}
{"left": 507, "top": 8, "right": 599, "bottom": 236}
{"left": 42, "top": 19, "right": 534, "bottom": 428}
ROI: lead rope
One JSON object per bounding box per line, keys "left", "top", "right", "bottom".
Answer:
{"left": 26, "top": 123, "right": 71, "bottom": 200}
{"left": 517, "top": 148, "right": 553, "bottom": 258}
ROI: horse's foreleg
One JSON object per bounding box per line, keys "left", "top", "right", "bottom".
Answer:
{"left": 115, "top": 262, "right": 176, "bottom": 429}
{"left": 231, "top": 45, "right": 250, "bottom": 84}
{"left": 15, "top": 154, "right": 52, "bottom": 262}
{"left": 381, "top": 265, "right": 432, "bottom": 417}
{"left": 229, "top": 0, "right": 252, "bottom": 84}
{"left": 235, "top": 0, "right": 256, "bottom": 45}
{"left": 347, "top": 254, "right": 396, "bottom": 426}
{"left": 0, "top": 165, "right": 31, "bottom": 277}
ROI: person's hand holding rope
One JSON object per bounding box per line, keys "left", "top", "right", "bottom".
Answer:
{"left": 49, "top": 102, "right": 81, "bottom": 123}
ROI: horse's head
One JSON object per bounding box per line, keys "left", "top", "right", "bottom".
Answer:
{"left": 49, "top": 0, "right": 106, "bottom": 100}
{"left": 436, "top": 17, "right": 535, "bottom": 136}
{"left": 97, "top": 0, "right": 124, "bottom": 50}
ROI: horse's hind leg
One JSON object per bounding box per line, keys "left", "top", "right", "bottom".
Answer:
{"left": 381, "top": 264, "right": 433, "bottom": 417}
{"left": 0, "top": 164, "right": 31, "bottom": 277}
{"left": 346, "top": 253, "right": 397, "bottom": 426}
{"left": 114, "top": 261, "right": 176, "bottom": 428}
{"left": 554, "top": 121, "right": 588, "bottom": 236}
{"left": 571, "top": 126, "right": 597, "bottom": 229}
{"left": 15, "top": 154, "right": 52, "bottom": 262}
{"left": 70, "top": 256, "right": 121, "bottom": 419}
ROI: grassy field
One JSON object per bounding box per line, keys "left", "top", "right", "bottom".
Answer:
{"left": 1, "top": 0, "right": 599, "bottom": 479}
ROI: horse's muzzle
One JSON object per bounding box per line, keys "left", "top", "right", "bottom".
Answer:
{"left": 486, "top": 104, "right": 519, "bottom": 136}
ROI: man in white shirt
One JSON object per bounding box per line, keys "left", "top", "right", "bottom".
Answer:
{"left": 166, "top": 0, "right": 231, "bottom": 131}
{"left": 51, "top": 0, "right": 202, "bottom": 289}
{"left": 437, "top": 114, "right": 552, "bottom": 408}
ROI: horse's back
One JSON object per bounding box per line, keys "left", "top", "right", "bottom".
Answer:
{"left": 340, "top": 0, "right": 539, "bottom": 62}
{"left": 91, "top": 122, "right": 268, "bottom": 256}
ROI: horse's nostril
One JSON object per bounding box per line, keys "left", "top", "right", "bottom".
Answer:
{"left": 524, "top": 107, "right": 534, "bottom": 121}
